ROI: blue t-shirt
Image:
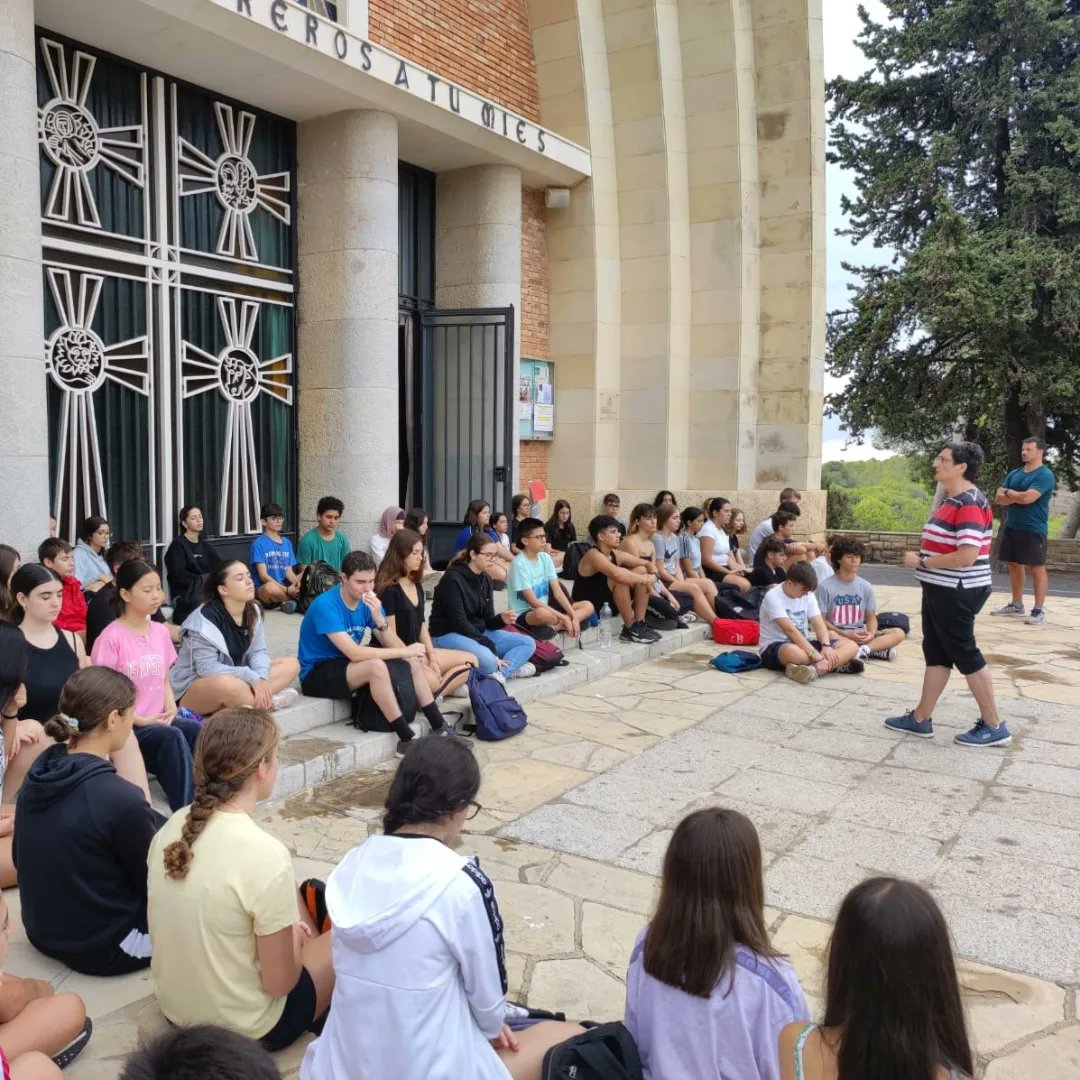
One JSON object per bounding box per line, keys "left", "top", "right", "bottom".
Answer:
{"left": 297, "top": 585, "right": 383, "bottom": 680}
{"left": 251, "top": 533, "right": 297, "bottom": 585}
{"left": 508, "top": 551, "right": 556, "bottom": 615}
{"left": 1003, "top": 465, "right": 1055, "bottom": 535}
{"left": 454, "top": 525, "right": 499, "bottom": 553}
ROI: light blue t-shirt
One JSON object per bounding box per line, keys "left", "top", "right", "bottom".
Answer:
{"left": 508, "top": 551, "right": 556, "bottom": 616}
{"left": 297, "top": 585, "right": 383, "bottom": 680}
{"left": 250, "top": 533, "right": 296, "bottom": 585}
{"left": 1003, "top": 464, "right": 1055, "bottom": 535}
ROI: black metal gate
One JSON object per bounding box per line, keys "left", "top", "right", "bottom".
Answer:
{"left": 418, "top": 308, "right": 515, "bottom": 551}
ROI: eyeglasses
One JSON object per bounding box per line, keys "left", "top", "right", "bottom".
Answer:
{"left": 465, "top": 801, "right": 482, "bottom": 820}
{"left": 480, "top": 550, "right": 499, "bottom": 559}
{"left": 933, "top": 455, "right": 952, "bottom": 466}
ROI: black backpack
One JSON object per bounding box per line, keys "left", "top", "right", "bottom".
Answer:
{"left": 714, "top": 593, "right": 759, "bottom": 622}
{"left": 559, "top": 539, "right": 594, "bottom": 581}
{"left": 542, "top": 1022, "right": 643, "bottom": 1080}
{"left": 297, "top": 560, "right": 339, "bottom": 614}
{"left": 351, "top": 658, "right": 417, "bottom": 732}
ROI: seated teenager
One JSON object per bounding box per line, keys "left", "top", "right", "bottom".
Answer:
{"left": 250, "top": 504, "right": 301, "bottom": 612}
{"left": 620, "top": 503, "right": 690, "bottom": 627}
{"left": 816, "top": 537, "right": 907, "bottom": 662}
{"left": 543, "top": 500, "right": 577, "bottom": 569}
{"left": 12, "top": 565, "right": 83, "bottom": 796}
{"left": 726, "top": 507, "right": 750, "bottom": 574}
{"left": 403, "top": 507, "right": 435, "bottom": 578}
{"left": 72, "top": 515, "right": 112, "bottom": 594}
{"left": 652, "top": 505, "right": 718, "bottom": 624}
{"left": 0, "top": 624, "right": 27, "bottom": 883}
{"left": 575, "top": 516, "right": 660, "bottom": 645}
{"left": 298, "top": 551, "right": 452, "bottom": 753}
{"left": 15, "top": 667, "right": 162, "bottom": 976}
{"left": 699, "top": 499, "right": 752, "bottom": 595}
{"left": 510, "top": 493, "right": 533, "bottom": 552}
{"left": 0, "top": 889, "right": 90, "bottom": 1078}
{"left": 91, "top": 560, "right": 202, "bottom": 812}
{"left": 0, "top": 543, "right": 21, "bottom": 623}
{"left": 430, "top": 536, "right": 537, "bottom": 680}
{"left": 374, "top": 530, "right": 477, "bottom": 699}
{"left": 171, "top": 560, "right": 301, "bottom": 716}
{"left": 86, "top": 541, "right": 173, "bottom": 653}
{"left": 779, "top": 879, "right": 973, "bottom": 1080}
{"left": 748, "top": 500, "right": 801, "bottom": 563}
{"left": 758, "top": 562, "right": 861, "bottom": 684}
{"left": 509, "top": 519, "right": 594, "bottom": 640}
{"left": 37, "top": 539, "right": 86, "bottom": 638}
{"left": 148, "top": 710, "right": 334, "bottom": 1052}
{"left": 751, "top": 511, "right": 804, "bottom": 573}
{"left": 626, "top": 808, "right": 809, "bottom": 1080}
{"left": 454, "top": 501, "right": 510, "bottom": 583}
{"left": 748, "top": 537, "right": 788, "bottom": 589}
{"left": 491, "top": 511, "right": 512, "bottom": 556}
{"left": 120, "top": 1024, "right": 281, "bottom": 1080}
{"left": 601, "top": 493, "right": 627, "bottom": 535}
{"left": 297, "top": 496, "right": 350, "bottom": 573}
{"left": 677, "top": 507, "right": 707, "bottom": 582}
{"left": 653, "top": 490, "right": 677, "bottom": 508}
{"left": 300, "top": 737, "right": 581, "bottom": 1080}
{"left": 163, "top": 506, "right": 221, "bottom": 625}
{"left": 370, "top": 506, "right": 404, "bottom": 565}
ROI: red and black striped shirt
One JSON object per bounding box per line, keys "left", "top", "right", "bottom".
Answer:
{"left": 916, "top": 488, "right": 993, "bottom": 589}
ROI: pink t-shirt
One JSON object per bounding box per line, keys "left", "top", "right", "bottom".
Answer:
{"left": 91, "top": 619, "right": 177, "bottom": 717}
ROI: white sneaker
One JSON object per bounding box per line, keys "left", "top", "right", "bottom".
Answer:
{"left": 271, "top": 688, "right": 298, "bottom": 711}
{"left": 857, "top": 644, "right": 871, "bottom": 660}
{"left": 509, "top": 662, "right": 537, "bottom": 679}
{"left": 490, "top": 671, "right": 507, "bottom": 686}
{"left": 448, "top": 684, "right": 471, "bottom": 699}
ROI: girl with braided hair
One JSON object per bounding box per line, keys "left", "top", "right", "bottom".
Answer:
{"left": 14, "top": 667, "right": 162, "bottom": 976}
{"left": 301, "top": 737, "right": 581, "bottom": 1080}
{"left": 147, "top": 709, "right": 333, "bottom": 1051}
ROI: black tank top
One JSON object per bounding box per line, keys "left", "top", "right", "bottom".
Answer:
{"left": 20, "top": 630, "right": 79, "bottom": 721}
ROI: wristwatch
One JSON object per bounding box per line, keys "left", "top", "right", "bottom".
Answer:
{"left": 917, "top": 554, "right": 928, "bottom": 570}
{"left": 375, "top": 622, "right": 388, "bottom": 632}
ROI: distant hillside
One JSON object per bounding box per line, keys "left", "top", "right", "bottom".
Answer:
{"left": 822, "top": 457, "right": 934, "bottom": 532}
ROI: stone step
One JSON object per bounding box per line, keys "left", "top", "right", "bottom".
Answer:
{"left": 268, "top": 620, "right": 713, "bottom": 800}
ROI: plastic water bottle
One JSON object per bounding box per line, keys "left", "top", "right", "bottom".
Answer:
{"left": 597, "top": 603, "right": 613, "bottom": 649}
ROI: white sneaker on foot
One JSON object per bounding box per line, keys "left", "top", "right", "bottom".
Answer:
{"left": 448, "top": 684, "right": 471, "bottom": 699}
{"left": 509, "top": 662, "right": 537, "bottom": 679}
{"left": 271, "top": 688, "right": 299, "bottom": 710}
{"left": 991, "top": 601, "right": 1025, "bottom": 617}
{"left": 784, "top": 663, "right": 818, "bottom": 684}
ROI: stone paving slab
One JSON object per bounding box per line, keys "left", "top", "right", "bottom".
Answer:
{"left": 9, "top": 584, "right": 1080, "bottom": 1077}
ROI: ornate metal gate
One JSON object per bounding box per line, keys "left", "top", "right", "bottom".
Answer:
{"left": 37, "top": 32, "right": 296, "bottom": 557}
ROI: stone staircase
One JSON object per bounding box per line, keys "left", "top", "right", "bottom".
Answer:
{"left": 266, "top": 619, "right": 713, "bottom": 799}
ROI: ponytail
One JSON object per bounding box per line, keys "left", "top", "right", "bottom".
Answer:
{"left": 163, "top": 709, "right": 278, "bottom": 880}
{"left": 44, "top": 668, "right": 135, "bottom": 747}
{"left": 383, "top": 736, "right": 480, "bottom": 834}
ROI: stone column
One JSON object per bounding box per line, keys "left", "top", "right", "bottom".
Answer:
{"left": 0, "top": 0, "right": 50, "bottom": 557}
{"left": 435, "top": 164, "right": 523, "bottom": 487}
{"left": 297, "top": 110, "right": 399, "bottom": 550}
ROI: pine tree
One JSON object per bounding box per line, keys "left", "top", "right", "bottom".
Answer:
{"left": 827, "top": 0, "right": 1080, "bottom": 487}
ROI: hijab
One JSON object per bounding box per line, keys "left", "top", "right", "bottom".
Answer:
{"left": 378, "top": 506, "right": 405, "bottom": 539}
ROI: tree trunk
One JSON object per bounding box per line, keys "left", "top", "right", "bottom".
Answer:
{"left": 1003, "top": 379, "right": 1027, "bottom": 470}
{"left": 1063, "top": 493, "right": 1080, "bottom": 539}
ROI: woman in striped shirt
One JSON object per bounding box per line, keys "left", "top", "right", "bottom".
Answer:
{"left": 885, "top": 441, "right": 1011, "bottom": 748}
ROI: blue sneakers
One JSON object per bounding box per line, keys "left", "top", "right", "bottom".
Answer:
{"left": 954, "top": 719, "right": 1012, "bottom": 748}
{"left": 884, "top": 710, "right": 935, "bottom": 738}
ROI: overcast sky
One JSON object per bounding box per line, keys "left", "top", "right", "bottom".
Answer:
{"left": 822, "top": 0, "right": 894, "bottom": 461}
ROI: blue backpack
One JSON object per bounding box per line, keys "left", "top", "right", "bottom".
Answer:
{"left": 466, "top": 669, "right": 528, "bottom": 740}
{"left": 710, "top": 650, "right": 763, "bottom": 674}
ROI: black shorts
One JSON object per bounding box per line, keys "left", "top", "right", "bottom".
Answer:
{"left": 38, "top": 936, "right": 152, "bottom": 977}
{"left": 760, "top": 639, "right": 826, "bottom": 671}
{"left": 999, "top": 526, "right": 1047, "bottom": 568}
{"left": 920, "top": 583, "right": 991, "bottom": 675}
{"left": 259, "top": 967, "right": 319, "bottom": 1052}
{"left": 300, "top": 658, "right": 351, "bottom": 700}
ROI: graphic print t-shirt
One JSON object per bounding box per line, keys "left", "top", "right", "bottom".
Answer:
{"left": 91, "top": 619, "right": 177, "bottom": 716}
{"left": 508, "top": 551, "right": 556, "bottom": 615}
{"left": 758, "top": 587, "right": 821, "bottom": 650}
{"left": 250, "top": 534, "right": 296, "bottom": 585}
{"left": 816, "top": 575, "right": 876, "bottom": 631}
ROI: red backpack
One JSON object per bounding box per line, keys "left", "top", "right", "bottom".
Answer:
{"left": 505, "top": 625, "right": 567, "bottom": 673}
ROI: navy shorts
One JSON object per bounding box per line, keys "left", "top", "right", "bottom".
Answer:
{"left": 999, "top": 526, "right": 1047, "bottom": 568}
{"left": 761, "top": 639, "right": 827, "bottom": 671}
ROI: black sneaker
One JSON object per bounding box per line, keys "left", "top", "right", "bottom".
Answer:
{"left": 634, "top": 620, "right": 662, "bottom": 642}
{"left": 620, "top": 622, "right": 653, "bottom": 644}
{"left": 396, "top": 739, "right": 413, "bottom": 756}
{"left": 52, "top": 1018, "right": 93, "bottom": 1069}
{"left": 836, "top": 658, "right": 865, "bottom": 674}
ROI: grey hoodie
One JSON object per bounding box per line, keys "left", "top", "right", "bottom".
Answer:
{"left": 169, "top": 603, "right": 271, "bottom": 698}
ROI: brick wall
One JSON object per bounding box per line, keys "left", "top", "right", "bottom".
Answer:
{"left": 518, "top": 186, "right": 549, "bottom": 490}
{"left": 829, "top": 530, "right": 1080, "bottom": 574}
{"left": 368, "top": 0, "right": 541, "bottom": 120}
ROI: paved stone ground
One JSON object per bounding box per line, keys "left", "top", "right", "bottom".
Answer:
{"left": 13, "top": 583, "right": 1080, "bottom": 1078}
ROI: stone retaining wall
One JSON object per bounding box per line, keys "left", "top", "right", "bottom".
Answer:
{"left": 828, "top": 530, "right": 1080, "bottom": 573}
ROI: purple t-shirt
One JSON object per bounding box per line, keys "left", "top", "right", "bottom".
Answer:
{"left": 625, "top": 927, "right": 809, "bottom": 1080}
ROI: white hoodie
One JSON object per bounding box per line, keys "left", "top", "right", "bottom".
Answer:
{"left": 300, "top": 834, "right": 511, "bottom": 1080}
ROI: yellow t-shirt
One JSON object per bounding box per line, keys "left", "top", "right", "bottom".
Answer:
{"left": 147, "top": 808, "right": 298, "bottom": 1040}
